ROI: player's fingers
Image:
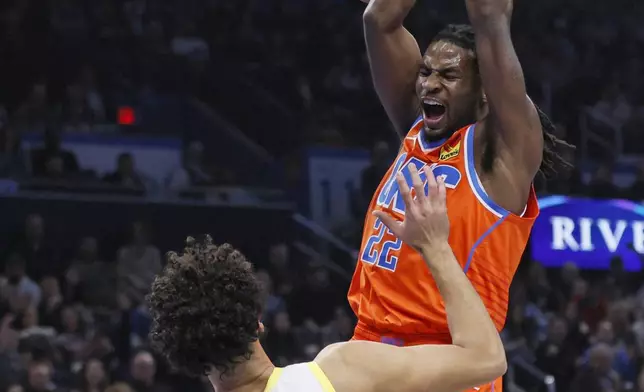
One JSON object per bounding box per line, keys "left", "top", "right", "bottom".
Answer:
{"left": 409, "top": 164, "right": 426, "bottom": 203}
{"left": 372, "top": 211, "right": 402, "bottom": 237}
{"left": 424, "top": 166, "right": 439, "bottom": 200}
{"left": 436, "top": 176, "right": 447, "bottom": 206}
{"left": 396, "top": 172, "right": 413, "bottom": 207}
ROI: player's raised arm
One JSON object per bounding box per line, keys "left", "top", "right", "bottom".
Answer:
{"left": 466, "top": 0, "right": 543, "bottom": 180}
{"left": 316, "top": 165, "right": 506, "bottom": 392}
{"left": 361, "top": 0, "right": 422, "bottom": 136}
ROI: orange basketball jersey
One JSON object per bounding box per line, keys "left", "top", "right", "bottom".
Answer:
{"left": 348, "top": 117, "right": 539, "bottom": 345}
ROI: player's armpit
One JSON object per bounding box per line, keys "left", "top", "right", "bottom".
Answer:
{"left": 315, "top": 340, "right": 506, "bottom": 392}
{"left": 363, "top": 2, "right": 421, "bottom": 137}
{"left": 466, "top": 7, "right": 543, "bottom": 180}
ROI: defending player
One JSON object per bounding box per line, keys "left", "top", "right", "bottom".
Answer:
{"left": 148, "top": 167, "right": 507, "bottom": 392}
{"left": 348, "top": 0, "right": 572, "bottom": 390}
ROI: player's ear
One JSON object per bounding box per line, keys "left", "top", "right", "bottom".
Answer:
{"left": 258, "top": 320, "right": 265, "bottom": 334}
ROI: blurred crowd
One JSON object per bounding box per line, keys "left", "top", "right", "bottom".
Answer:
{"left": 0, "top": 0, "right": 225, "bottom": 192}
{"left": 1, "top": 0, "right": 644, "bottom": 391}
{"left": 504, "top": 257, "right": 644, "bottom": 392}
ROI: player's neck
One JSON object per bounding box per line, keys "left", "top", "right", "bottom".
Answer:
{"left": 208, "top": 342, "right": 275, "bottom": 392}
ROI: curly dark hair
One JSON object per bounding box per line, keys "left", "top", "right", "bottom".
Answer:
{"left": 432, "top": 24, "right": 575, "bottom": 178}
{"left": 147, "top": 236, "right": 263, "bottom": 377}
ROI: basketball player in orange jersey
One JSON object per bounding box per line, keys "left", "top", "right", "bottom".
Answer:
{"left": 348, "top": 0, "right": 572, "bottom": 390}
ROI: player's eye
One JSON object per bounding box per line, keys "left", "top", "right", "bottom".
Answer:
{"left": 442, "top": 73, "right": 459, "bottom": 81}
{"left": 419, "top": 67, "right": 431, "bottom": 77}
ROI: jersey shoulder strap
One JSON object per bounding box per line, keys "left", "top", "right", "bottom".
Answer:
{"left": 264, "top": 362, "right": 336, "bottom": 392}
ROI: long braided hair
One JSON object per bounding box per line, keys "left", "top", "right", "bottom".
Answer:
{"left": 433, "top": 24, "right": 575, "bottom": 178}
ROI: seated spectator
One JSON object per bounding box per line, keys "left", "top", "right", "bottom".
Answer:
{"left": 19, "top": 306, "right": 56, "bottom": 341}
{"left": 321, "top": 306, "right": 354, "bottom": 345}
{"left": 3, "top": 253, "right": 41, "bottom": 310}
{"left": 288, "top": 267, "right": 342, "bottom": 326}
{"left": 166, "top": 141, "right": 213, "bottom": 191}
{"left": 65, "top": 237, "right": 117, "bottom": 309}
{"left": 0, "top": 123, "right": 28, "bottom": 179}
{"left": 25, "top": 359, "right": 59, "bottom": 392}
{"left": 8, "top": 214, "right": 60, "bottom": 282}
{"left": 55, "top": 307, "right": 87, "bottom": 366}
{"left": 0, "top": 314, "right": 22, "bottom": 388}
{"left": 60, "top": 83, "right": 95, "bottom": 134}
{"left": 128, "top": 299, "right": 151, "bottom": 348}
{"left": 123, "top": 350, "right": 170, "bottom": 392}
{"left": 103, "top": 153, "right": 145, "bottom": 190}
{"left": 42, "top": 156, "right": 71, "bottom": 181}
{"left": 72, "top": 358, "right": 109, "bottom": 392}
{"left": 534, "top": 316, "right": 577, "bottom": 391}
{"left": 79, "top": 330, "right": 114, "bottom": 368}
{"left": 255, "top": 269, "right": 286, "bottom": 322}
{"left": 612, "top": 334, "right": 642, "bottom": 386}
{"left": 570, "top": 343, "right": 621, "bottom": 392}
{"left": 38, "top": 277, "right": 63, "bottom": 330}
{"left": 30, "top": 129, "right": 79, "bottom": 179}
{"left": 116, "top": 222, "right": 161, "bottom": 305}
{"left": 263, "top": 311, "right": 298, "bottom": 366}
{"left": 293, "top": 318, "right": 322, "bottom": 357}
{"left": 266, "top": 243, "right": 294, "bottom": 296}
{"left": 12, "top": 82, "right": 58, "bottom": 134}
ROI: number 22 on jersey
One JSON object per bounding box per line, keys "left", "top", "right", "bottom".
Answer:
{"left": 360, "top": 154, "right": 462, "bottom": 272}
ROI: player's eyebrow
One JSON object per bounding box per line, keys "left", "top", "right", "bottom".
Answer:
{"left": 420, "top": 65, "right": 461, "bottom": 75}
{"left": 420, "top": 57, "right": 460, "bottom": 71}
{"left": 435, "top": 66, "right": 461, "bottom": 74}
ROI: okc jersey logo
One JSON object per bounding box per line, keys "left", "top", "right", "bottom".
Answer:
{"left": 363, "top": 154, "right": 462, "bottom": 272}
{"left": 439, "top": 141, "right": 460, "bottom": 161}
{"left": 376, "top": 154, "right": 461, "bottom": 214}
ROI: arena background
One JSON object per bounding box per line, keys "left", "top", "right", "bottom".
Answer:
{"left": 1, "top": 0, "right": 644, "bottom": 390}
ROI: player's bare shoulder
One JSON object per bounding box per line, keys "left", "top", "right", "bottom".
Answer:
{"left": 314, "top": 342, "right": 361, "bottom": 392}
{"left": 314, "top": 342, "right": 343, "bottom": 361}
{"left": 314, "top": 341, "right": 407, "bottom": 392}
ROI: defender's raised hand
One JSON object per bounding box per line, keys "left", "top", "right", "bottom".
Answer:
{"left": 373, "top": 164, "right": 449, "bottom": 250}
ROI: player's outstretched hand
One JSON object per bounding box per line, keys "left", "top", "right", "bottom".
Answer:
{"left": 373, "top": 164, "right": 449, "bottom": 250}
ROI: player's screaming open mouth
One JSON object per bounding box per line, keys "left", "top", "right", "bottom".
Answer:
{"left": 421, "top": 98, "right": 446, "bottom": 129}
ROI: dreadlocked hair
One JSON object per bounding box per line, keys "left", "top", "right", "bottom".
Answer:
{"left": 534, "top": 104, "right": 575, "bottom": 178}
{"left": 148, "top": 236, "right": 262, "bottom": 378}
{"left": 431, "top": 23, "right": 575, "bottom": 178}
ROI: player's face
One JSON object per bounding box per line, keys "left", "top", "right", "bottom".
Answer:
{"left": 416, "top": 41, "right": 482, "bottom": 141}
